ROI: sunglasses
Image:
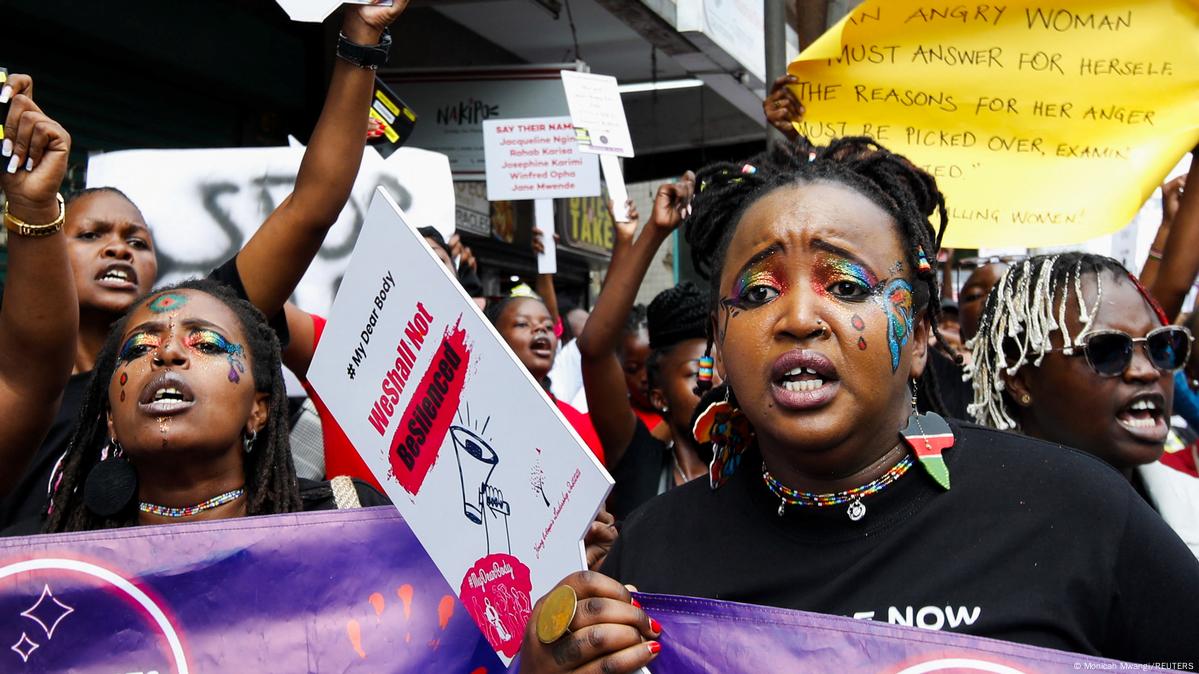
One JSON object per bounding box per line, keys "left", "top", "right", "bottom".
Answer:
{"left": 1049, "top": 326, "right": 1193, "bottom": 377}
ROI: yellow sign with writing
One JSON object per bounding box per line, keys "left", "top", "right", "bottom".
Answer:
{"left": 788, "top": 0, "right": 1199, "bottom": 248}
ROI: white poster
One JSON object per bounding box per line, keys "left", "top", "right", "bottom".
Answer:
{"left": 559, "top": 71, "right": 635, "bottom": 158}
{"left": 482, "top": 116, "right": 601, "bottom": 201}
{"left": 85, "top": 145, "right": 454, "bottom": 316}
{"left": 307, "top": 188, "right": 613, "bottom": 665}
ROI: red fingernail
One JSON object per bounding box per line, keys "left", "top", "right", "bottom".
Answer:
{"left": 648, "top": 641, "right": 662, "bottom": 655}
{"left": 630, "top": 598, "right": 641, "bottom": 608}
{"left": 650, "top": 618, "right": 662, "bottom": 633}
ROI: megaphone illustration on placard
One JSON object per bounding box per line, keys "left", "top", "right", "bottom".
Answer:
{"left": 450, "top": 426, "right": 498, "bottom": 524}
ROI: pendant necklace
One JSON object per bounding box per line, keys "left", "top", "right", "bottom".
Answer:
{"left": 761, "top": 455, "right": 914, "bottom": 521}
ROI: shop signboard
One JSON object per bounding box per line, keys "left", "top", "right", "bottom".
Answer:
{"left": 384, "top": 65, "right": 577, "bottom": 179}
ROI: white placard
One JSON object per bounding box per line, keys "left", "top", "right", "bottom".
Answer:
{"left": 535, "top": 199, "right": 557, "bottom": 274}
{"left": 275, "top": 0, "right": 390, "bottom": 23}
{"left": 599, "top": 155, "right": 630, "bottom": 223}
{"left": 85, "top": 145, "right": 454, "bottom": 317}
{"left": 308, "top": 188, "right": 613, "bottom": 665}
{"left": 559, "top": 71, "right": 635, "bottom": 158}
{"left": 483, "top": 116, "right": 600, "bottom": 201}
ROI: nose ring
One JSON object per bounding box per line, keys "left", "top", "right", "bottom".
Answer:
{"left": 816, "top": 319, "right": 829, "bottom": 337}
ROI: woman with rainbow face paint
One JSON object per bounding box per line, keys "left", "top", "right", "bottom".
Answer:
{"left": 0, "top": 0, "right": 411, "bottom": 531}
{"left": 516, "top": 138, "right": 1199, "bottom": 673}
{"left": 24, "top": 280, "right": 389, "bottom": 535}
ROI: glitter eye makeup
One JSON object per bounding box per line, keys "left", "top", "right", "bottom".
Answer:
{"left": 118, "top": 333, "right": 161, "bottom": 362}
{"left": 811, "top": 254, "right": 881, "bottom": 300}
{"left": 185, "top": 329, "right": 247, "bottom": 384}
{"left": 725, "top": 249, "right": 789, "bottom": 309}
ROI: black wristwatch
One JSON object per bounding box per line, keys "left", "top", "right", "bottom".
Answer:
{"left": 337, "top": 29, "right": 392, "bottom": 70}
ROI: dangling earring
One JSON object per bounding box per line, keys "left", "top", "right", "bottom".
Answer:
{"left": 693, "top": 385, "right": 754, "bottom": 490}
{"left": 899, "top": 378, "right": 953, "bottom": 491}
{"left": 243, "top": 429, "right": 258, "bottom": 454}
{"left": 83, "top": 438, "right": 139, "bottom": 518}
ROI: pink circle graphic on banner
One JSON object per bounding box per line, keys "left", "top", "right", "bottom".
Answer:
{"left": 459, "top": 553, "right": 532, "bottom": 657}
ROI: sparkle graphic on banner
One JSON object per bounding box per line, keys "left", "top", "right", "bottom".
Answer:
{"left": 21, "top": 584, "right": 75, "bottom": 639}
{"left": 10, "top": 633, "right": 38, "bottom": 662}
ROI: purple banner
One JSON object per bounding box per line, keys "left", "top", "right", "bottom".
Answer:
{"left": 0, "top": 509, "right": 1169, "bottom": 673}
{"left": 636, "top": 593, "right": 1173, "bottom": 674}
{"left": 0, "top": 508, "right": 500, "bottom": 673}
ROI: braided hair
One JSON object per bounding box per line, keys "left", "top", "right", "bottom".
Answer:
{"left": 965, "top": 252, "right": 1153, "bottom": 430}
{"left": 45, "top": 279, "right": 301, "bottom": 532}
{"left": 645, "top": 282, "right": 710, "bottom": 393}
{"left": 683, "top": 136, "right": 954, "bottom": 413}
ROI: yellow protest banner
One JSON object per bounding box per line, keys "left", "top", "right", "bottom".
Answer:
{"left": 788, "top": 0, "right": 1199, "bottom": 248}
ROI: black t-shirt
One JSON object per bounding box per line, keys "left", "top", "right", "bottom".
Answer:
{"left": 601, "top": 420, "right": 1199, "bottom": 664}
{"left": 607, "top": 419, "right": 671, "bottom": 522}
{"left": 0, "top": 256, "right": 289, "bottom": 529}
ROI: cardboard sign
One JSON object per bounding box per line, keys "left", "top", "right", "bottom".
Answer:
{"left": 482, "top": 116, "right": 601, "bottom": 201}
{"left": 787, "top": 0, "right": 1199, "bottom": 248}
{"left": 307, "top": 187, "right": 613, "bottom": 664}
{"left": 275, "top": 0, "right": 392, "bottom": 23}
{"left": 367, "top": 77, "right": 417, "bottom": 159}
{"left": 560, "top": 71, "right": 635, "bottom": 157}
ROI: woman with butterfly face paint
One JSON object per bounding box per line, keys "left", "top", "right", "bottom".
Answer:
{"left": 517, "top": 138, "right": 1199, "bottom": 673}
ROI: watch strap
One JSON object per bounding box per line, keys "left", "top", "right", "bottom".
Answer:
{"left": 337, "top": 29, "right": 391, "bottom": 70}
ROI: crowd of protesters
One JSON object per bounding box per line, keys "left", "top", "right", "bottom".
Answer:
{"left": 1, "top": 3, "right": 1197, "bottom": 671}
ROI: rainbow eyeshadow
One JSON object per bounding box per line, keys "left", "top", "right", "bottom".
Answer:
{"left": 118, "top": 333, "right": 160, "bottom": 362}
{"left": 186, "top": 329, "right": 246, "bottom": 383}
{"left": 811, "top": 255, "right": 880, "bottom": 297}
{"left": 726, "top": 251, "right": 789, "bottom": 307}
{"left": 184, "top": 329, "right": 244, "bottom": 357}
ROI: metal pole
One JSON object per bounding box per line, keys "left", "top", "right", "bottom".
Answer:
{"left": 764, "top": 0, "right": 788, "bottom": 147}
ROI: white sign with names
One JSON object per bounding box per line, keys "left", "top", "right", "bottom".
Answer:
{"left": 307, "top": 188, "right": 613, "bottom": 665}
{"left": 560, "top": 71, "right": 635, "bottom": 158}
{"left": 482, "top": 116, "right": 601, "bottom": 201}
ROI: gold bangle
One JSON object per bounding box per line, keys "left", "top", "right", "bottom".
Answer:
{"left": 3, "top": 193, "right": 66, "bottom": 237}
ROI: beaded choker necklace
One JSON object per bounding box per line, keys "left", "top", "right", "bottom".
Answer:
{"left": 762, "top": 455, "right": 914, "bottom": 521}
{"left": 139, "top": 487, "right": 245, "bottom": 518}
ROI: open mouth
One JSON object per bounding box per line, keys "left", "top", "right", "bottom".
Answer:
{"left": 138, "top": 372, "right": 196, "bottom": 416}
{"left": 1115, "top": 392, "right": 1168, "bottom": 443}
{"left": 95, "top": 263, "right": 139, "bottom": 290}
{"left": 771, "top": 350, "right": 840, "bottom": 410}
{"left": 529, "top": 335, "right": 554, "bottom": 359}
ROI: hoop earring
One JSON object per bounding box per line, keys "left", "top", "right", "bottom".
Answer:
{"left": 83, "top": 438, "right": 139, "bottom": 518}
{"left": 693, "top": 385, "right": 754, "bottom": 490}
{"left": 243, "top": 429, "right": 258, "bottom": 454}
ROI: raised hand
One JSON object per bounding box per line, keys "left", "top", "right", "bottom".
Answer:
{"left": 764, "top": 74, "right": 803, "bottom": 140}
{"left": 647, "top": 171, "right": 696, "bottom": 236}
{"left": 343, "top": 0, "right": 410, "bottom": 42}
{"left": 2, "top": 74, "right": 69, "bottom": 223}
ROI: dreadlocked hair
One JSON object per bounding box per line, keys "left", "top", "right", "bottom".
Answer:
{"left": 682, "top": 136, "right": 955, "bottom": 413}
{"left": 965, "top": 252, "right": 1138, "bottom": 430}
{"left": 44, "top": 278, "right": 301, "bottom": 533}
